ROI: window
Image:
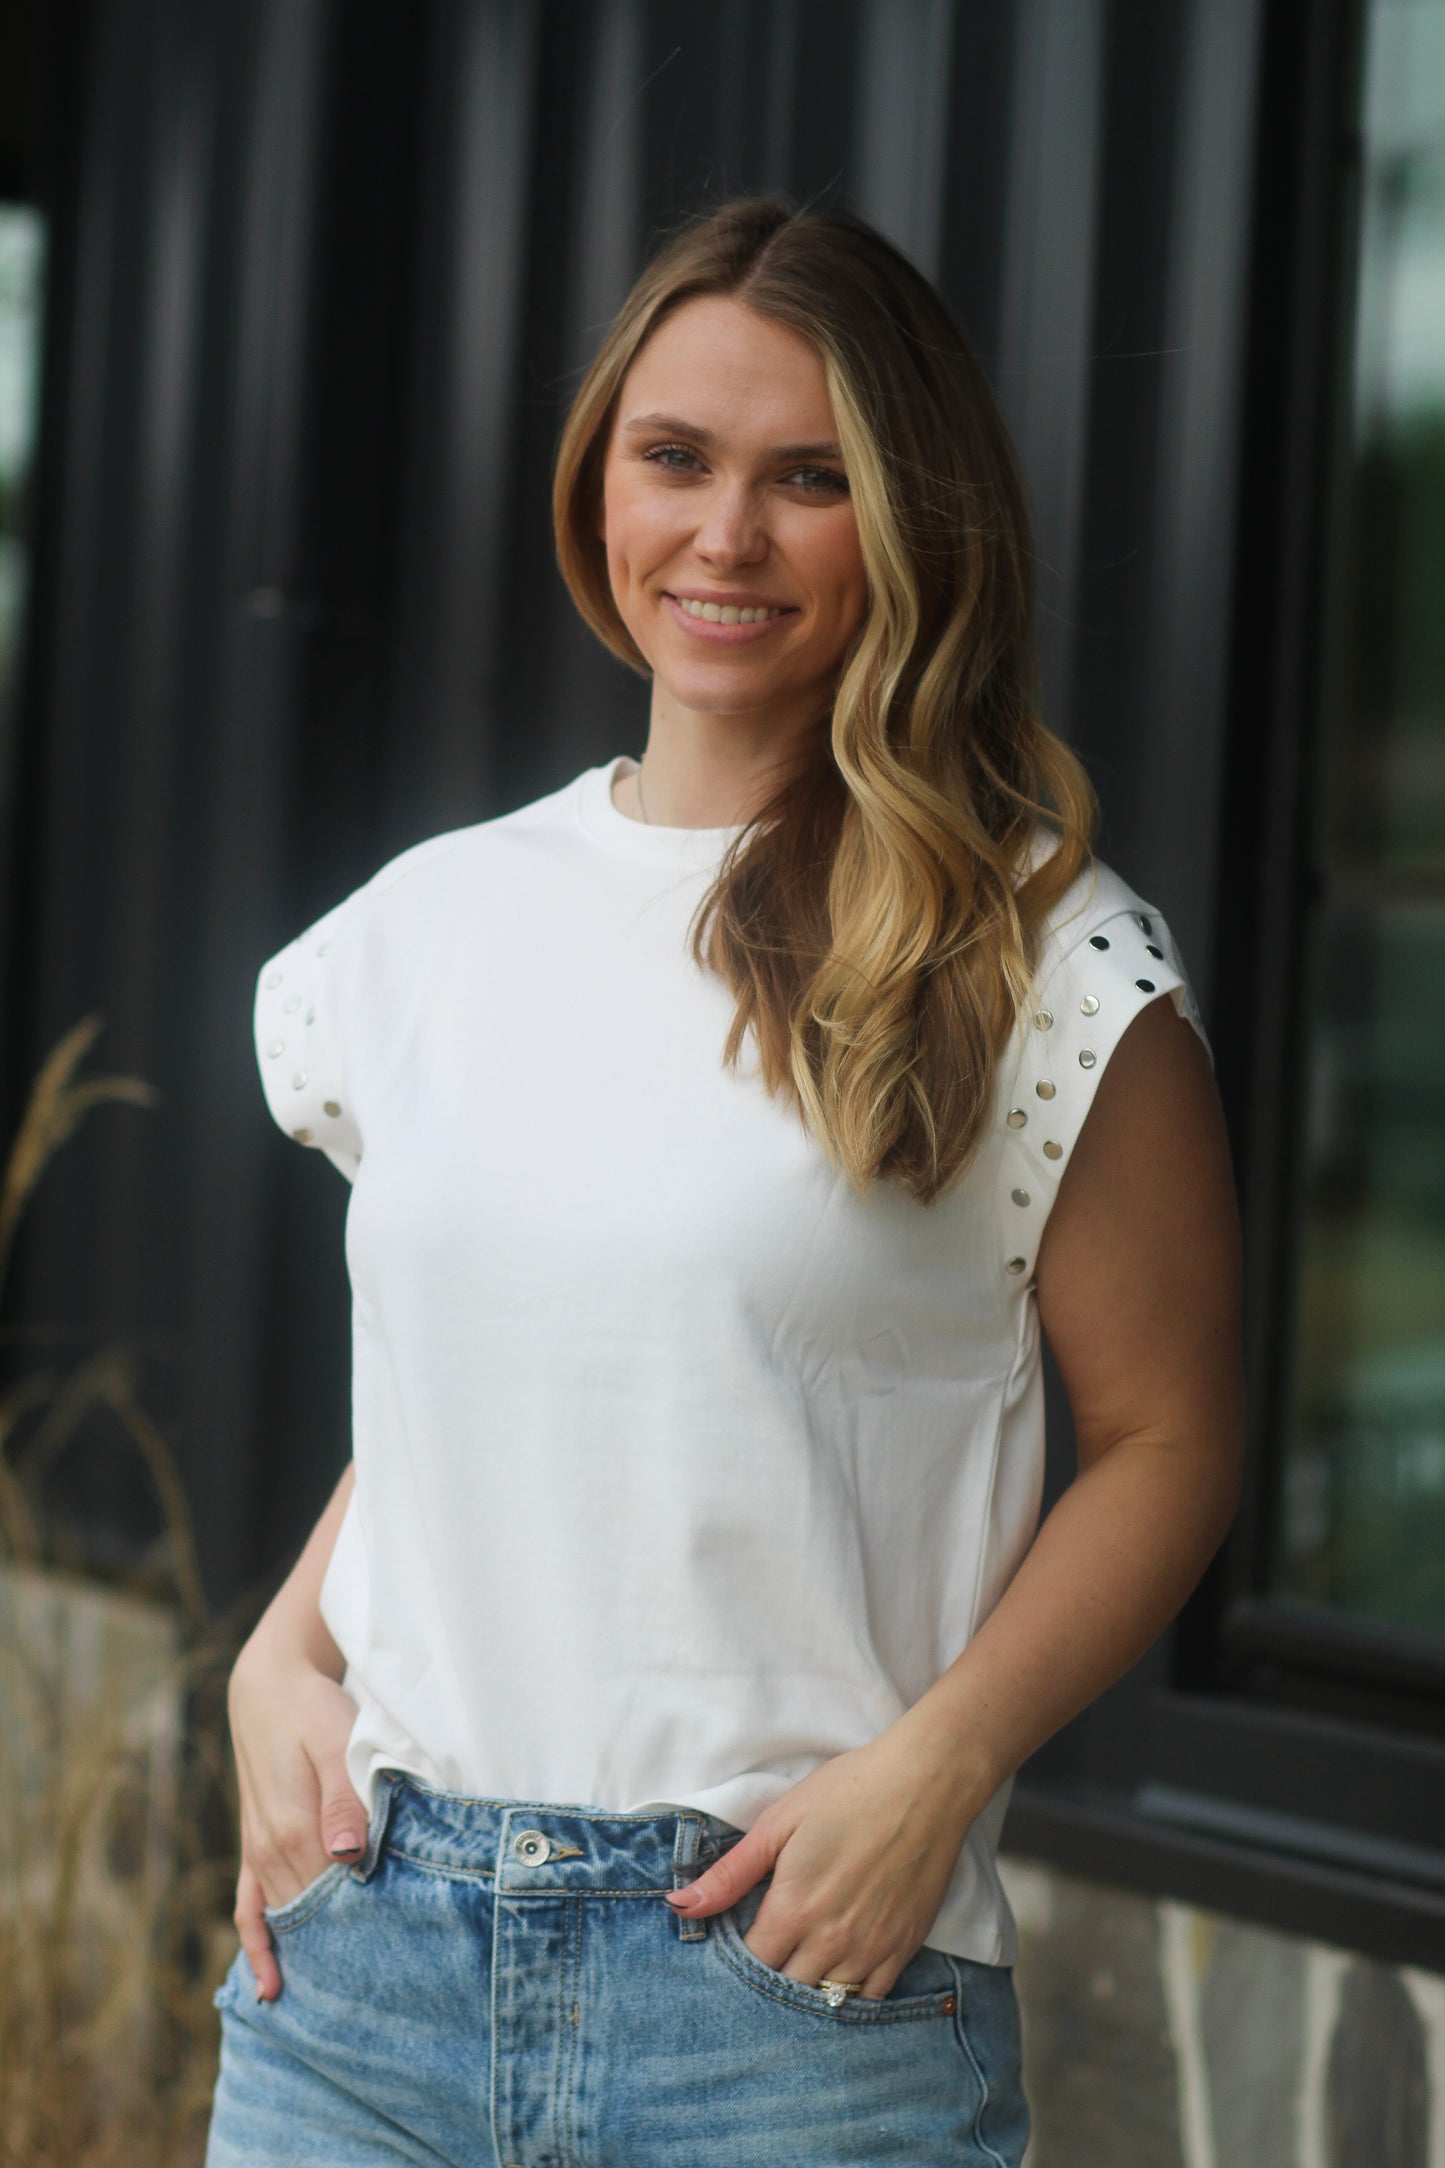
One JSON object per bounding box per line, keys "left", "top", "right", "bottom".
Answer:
{"left": 1008, "top": 1, "right": 1445, "bottom": 1971}
{"left": 0, "top": 204, "right": 45, "bottom": 795}
{"left": 1274, "top": 0, "right": 1445, "bottom": 1648}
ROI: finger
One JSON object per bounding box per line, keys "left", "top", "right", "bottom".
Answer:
{"left": 859, "top": 1958, "right": 903, "bottom": 2003}
{"left": 235, "top": 1745, "right": 319, "bottom": 1903}
{"left": 792, "top": 1939, "right": 893, "bottom": 2002}
{"left": 317, "top": 1758, "right": 370, "bottom": 1860}
{"left": 234, "top": 1860, "right": 283, "bottom": 2004}
{"left": 663, "top": 1825, "right": 776, "bottom": 1918}
{"left": 257, "top": 1808, "right": 331, "bottom": 1905}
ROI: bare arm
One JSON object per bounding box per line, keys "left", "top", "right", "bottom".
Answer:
{"left": 237, "top": 1457, "right": 355, "bottom": 1682}
{"left": 227, "top": 1458, "right": 369, "bottom": 2002}
{"left": 893, "top": 992, "right": 1245, "bottom": 1797}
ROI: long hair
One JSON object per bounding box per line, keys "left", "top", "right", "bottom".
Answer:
{"left": 552, "top": 194, "right": 1098, "bottom": 1206}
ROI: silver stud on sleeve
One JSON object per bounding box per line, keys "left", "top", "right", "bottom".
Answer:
{"left": 306, "top": 1007, "right": 316, "bottom": 1024}
{"left": 1007, "top": 1108, "right": 1028, "bottom": 1129}
{"left": 1005, "top": 1257, "right": 1028, "bottom": 1275}
{"left": 1011, "top": 1188, "right": 1030, "bottom": 1207}
{"left": 1089, "top": 934, "right": 1110, "bottom": 950}
{"left": 1136, "top": 978, "right": 1156, "bottom": 992}
{"left": 1035, "top": 1010, "right": 1053, "bottom": 1030}
{"left": 283, "top": 995, "right": 301, "bottom": 1014}
{"left": 266, "top": 1040, "right": 284, "bottom": 1058}
{"left": 292, "top": 1127, "right": 313, "bottom": 1143}
{"left": 1079, "top": 1049, "right": 1097, "bottom": 1070}
{"left": 1080, "top": 994, "right": 1100, "bottom": 1016}
{"left": 323, "top": 1100, "right": 342, "bottom": 1118}
{"left": 1146, "top": 944, "right": 1164, "bottom": 959}
{"left": 1138, "top": 915, "right": 1152, "bottom": 933}
{"left": 1043, "top": 1140, "right": 1063, "bottom": 1160}
{"left": 263, "top": 970, "right": 282, "bottom": 988}
{"left": 1035, "top": 1080, "right": 1056, "bottom": 1100}
{"left": 291, "top": 1071, "right": 309, "bottom": 1090}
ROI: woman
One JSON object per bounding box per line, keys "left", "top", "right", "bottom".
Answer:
{"left": 208, "top": 194, "right": 1243, "bottom": 2166}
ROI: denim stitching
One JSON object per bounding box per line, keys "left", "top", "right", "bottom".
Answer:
{"left": 384, "top": 1845, "right": 497, "bottom": 1881}
{"left": 559, "top": 1892, "right": 581, "bottom": 2168}
{"left": 945, "top": 1955, "right": 1010, "bottom": 2168}
{"left": 712, "top": 1909, "right": 954, "bottom": 2027}
{"left": 262, "top": 1860, "right": 348, "bottom": 1936}
{"left": 383, "top": 1845, "right": 691, "bottom": 1898}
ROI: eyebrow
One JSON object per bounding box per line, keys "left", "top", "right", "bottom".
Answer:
{"left": 620, "top": 411, "right": 843, "bottom": 461}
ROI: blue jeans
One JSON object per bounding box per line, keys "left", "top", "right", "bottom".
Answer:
{"left": 207, "top": 1770, "right": 1029, "bottom": 2166}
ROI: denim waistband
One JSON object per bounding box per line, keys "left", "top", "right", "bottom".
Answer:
{"left": 357, "top": 1768, "right": 744, "bottom": 1932}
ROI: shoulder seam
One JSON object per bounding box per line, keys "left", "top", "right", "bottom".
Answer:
{"left": 353, "top": 824, "right": 479, "bottom": 909}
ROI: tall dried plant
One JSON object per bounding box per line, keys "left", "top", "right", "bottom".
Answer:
{"left": 0, "top": 1016, "right": 249, "bottom": 2168}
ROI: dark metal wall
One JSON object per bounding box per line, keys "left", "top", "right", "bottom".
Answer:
{"left": 3, "top": 0, "right": 1265, "bottom": 1615}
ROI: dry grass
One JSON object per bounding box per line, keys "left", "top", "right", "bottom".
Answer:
{"left": 0, "top": 1016, "right": 249, "bottom": 2168}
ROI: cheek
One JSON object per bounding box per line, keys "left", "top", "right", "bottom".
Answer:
{"left": 601, "top": 477, "right": 667, "bottom": 585}
{"left": 807, "top": 520, "right": 867, "bottom": 631}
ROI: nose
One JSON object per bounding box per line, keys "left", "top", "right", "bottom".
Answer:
{"left": 692, "top": 478, "right": 767, "bottom": 568}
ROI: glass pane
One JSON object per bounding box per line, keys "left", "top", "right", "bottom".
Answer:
{"left": 0, "top": 204, "right": 46, "bottom": 780}
{"left": 1273, "top": 0, "right": 1445, "bottom": 1639}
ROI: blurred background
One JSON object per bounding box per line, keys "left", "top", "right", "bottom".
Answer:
{"left": 0, "top": 1, "right": 1441, "bottom": 2162}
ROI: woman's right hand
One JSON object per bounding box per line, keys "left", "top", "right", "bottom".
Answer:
{"left": 227, "top": 1643, "right": 369, "bottom": 2002}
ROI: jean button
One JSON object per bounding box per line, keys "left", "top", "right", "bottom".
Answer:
{"left": 513, "top": 1829, "right": 552, "bottom": 1865}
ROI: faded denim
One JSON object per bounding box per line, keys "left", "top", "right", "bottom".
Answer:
{"left": 206, "top": 1769, "right": 1029, "bottom": 2166}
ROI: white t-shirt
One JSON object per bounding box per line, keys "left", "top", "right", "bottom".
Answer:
{"left": 253, "top": 754, "right": 1209, "bottom": 1965}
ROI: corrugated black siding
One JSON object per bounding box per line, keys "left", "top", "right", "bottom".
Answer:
{"left": 3, "top": 0, "right": 1263, "bottom": 1612}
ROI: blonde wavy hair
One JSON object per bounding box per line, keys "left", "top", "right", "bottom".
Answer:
{"left": 553, "top": 194, "right": 1098, "bottom": 1206}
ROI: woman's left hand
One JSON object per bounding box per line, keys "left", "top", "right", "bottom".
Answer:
{"left": 662, "top": 1721, "right": 987, "bottom": 2001}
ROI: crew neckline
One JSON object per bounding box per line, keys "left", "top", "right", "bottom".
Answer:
{"left": 576, "top": 756, "right": 748, "bottom": 866}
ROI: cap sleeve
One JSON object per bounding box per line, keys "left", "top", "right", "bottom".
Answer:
{"left": 253, "top": 893, "right": 364, "bottom": 1181}
{"left": 994, "top": 885, "right": 1212, "bottom": 1282}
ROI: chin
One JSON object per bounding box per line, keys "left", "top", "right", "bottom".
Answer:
{"left": 660, "top": 670, "right": 789, "bottom": 715}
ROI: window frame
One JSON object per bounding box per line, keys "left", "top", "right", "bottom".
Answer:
{"left": 1005, "top": 0, "right": 1445, "bottom": 1975}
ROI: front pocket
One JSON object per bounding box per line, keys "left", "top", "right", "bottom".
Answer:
{"left": 711, "top": 1886, "right": 958, "bottom": 2026}
{"left": 261, "top": 1857, "right": 349, "bottom": 1935}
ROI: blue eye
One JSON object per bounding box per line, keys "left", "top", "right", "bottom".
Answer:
{"left": 639, "top": 445, "right": 848, "bottom": 495}
{"left": 643, "top": 444, "right": 703, "bottom": 472}
{"left": 790, "top": 467, "right": 849, "bottom": 495}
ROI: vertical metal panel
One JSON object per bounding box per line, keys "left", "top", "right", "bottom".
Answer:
{"left": 994, "top": 0, "right": 1106, "bottom": 746}
{"left": 1133, "top": 0, "right": 1266, "bottom": 994}
{"left": 5, "top": 0, "right": 1272, "bottom": 1615}
{"left": 383, "top": 0, "right": 540, "bottom": 829}
{"left": 854, "top": 0, "right": 955, "bottom": 278}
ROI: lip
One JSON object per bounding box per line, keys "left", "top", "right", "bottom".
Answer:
{"left": 661, "top": 590, "right": 798, "bottom": 645}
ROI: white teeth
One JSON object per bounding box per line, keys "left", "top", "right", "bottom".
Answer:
{"left": 677, "top": 597, "right": 784, "bottom": 623}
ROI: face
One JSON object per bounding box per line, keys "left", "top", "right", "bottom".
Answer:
{"left": 599, "top": 294, "right": 869, "bottom": 744}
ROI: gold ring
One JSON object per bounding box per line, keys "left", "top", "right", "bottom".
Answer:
{"left": 818, "top": 1976, "right": 863, "bottom": 2007}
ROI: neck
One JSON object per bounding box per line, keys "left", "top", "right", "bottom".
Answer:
{"left": 625, "top": 692, "right": 823, "bottom": 829}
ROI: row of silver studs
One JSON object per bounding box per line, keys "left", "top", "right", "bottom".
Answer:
{"left": 1001, "top": 906, "right": 1177, "bottom": 1276}
{"left": 260, "top": 945, "right": 346, "bottom": 1141}
{"left": 1004, "top": 1106, "right": 1064, "bottom": 1155}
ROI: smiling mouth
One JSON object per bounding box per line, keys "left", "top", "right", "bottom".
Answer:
{"left": 664, "top": 594, "right": 795, "bottom": 625}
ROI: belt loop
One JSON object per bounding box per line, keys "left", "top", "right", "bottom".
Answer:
{"left": 670, "top": 1812, "right": 708, "bottom": 1942}
{"left": 350, "top": 1769, "right": 401, "bottom": 1884}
